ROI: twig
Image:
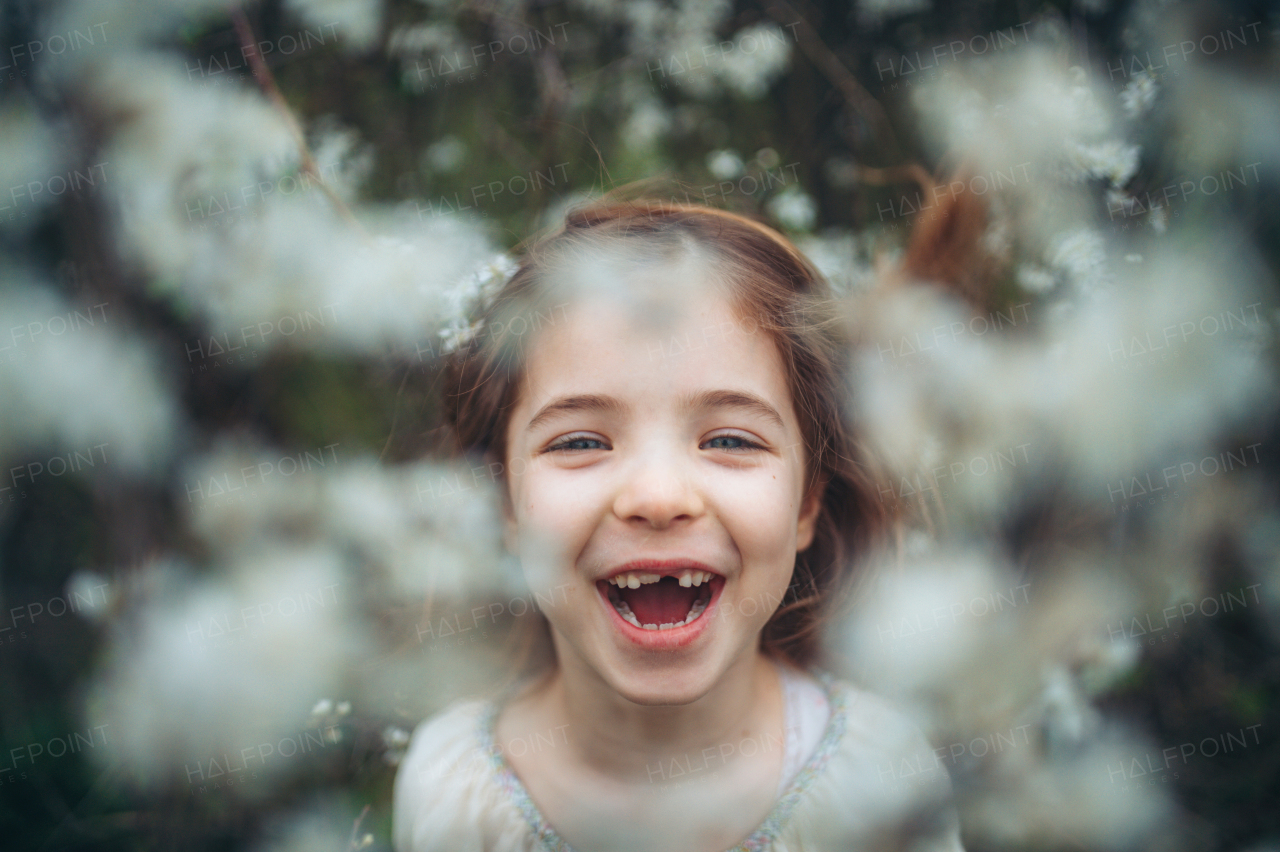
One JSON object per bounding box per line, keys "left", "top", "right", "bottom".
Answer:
{"left": 230, "top": 7, "right": 363, "bottom": 231}
{"left": 347, "top": 804, "right": 372, "bottom": 850}
{"left": 766, "top": 0, "right": 902, "bottom": 159}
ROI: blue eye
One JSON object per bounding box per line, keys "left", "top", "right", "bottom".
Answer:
{"left": 547, "top": 435, "right": 608, "bottom": 452}
{"left": 704, "top": 434, "right": 759, "bottom": 451}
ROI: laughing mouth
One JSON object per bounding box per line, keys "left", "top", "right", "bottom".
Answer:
{"left": 601, "top": 569, "right": 714, "bottom": 631}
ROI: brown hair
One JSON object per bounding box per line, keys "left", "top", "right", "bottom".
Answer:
{"left": 442, "top": 200, "right": 901, "bottom": 669}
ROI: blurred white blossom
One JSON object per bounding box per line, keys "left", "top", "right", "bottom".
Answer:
{"left": 1048, "top": 227, "right": 1109, "bottom": 295}
{"left": 422, "top": 135, "right": 467, "bottom": 173}
{"left": 767, "top": 186, "right": 817, "bottom": 231}
{"left": 1067, "top": 139, "right": 1141, "bottom": 188}
{"left": 0, "top": 279, "right": 176, "bottom": 472}
{"left": 706, "top": 148, "right": 745, "bottom": 180}
{"left": 1119, "top": 69, "right": 1158, "bottom": 118}
{"left": 285, "top": 0, "right": 382, "bottom": 52}
{"left": 86, "top": 551, "right": 363, "bottom": 789}
{"left": 714, "top": 23, "right": 792, "bottom": 99}
{"left": 437, "top": 253, "right": 519, "bottom": 355}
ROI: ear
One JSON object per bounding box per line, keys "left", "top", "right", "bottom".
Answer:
{"left": 796, "top": 481, "right": 823, "bottom": 553}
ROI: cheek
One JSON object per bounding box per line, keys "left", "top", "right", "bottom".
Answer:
{"left": 718, "top": 476, "right": 803, "bottom": 565}
{"left": 515, "top": 469, "right": 598, "bottom": 527}
{"left": 510, "top": 470, "right": 604, "bottom": 572}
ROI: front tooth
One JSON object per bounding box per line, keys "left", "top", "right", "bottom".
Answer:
{"left": 659, "top": 623, "right": 673, "bottom": 629}
{"left": 690, "top": 571, "right": 704, "bottom": 587}
{"left": 679, "top": 572, "right": 693, "bottom": 588}
{"left": 639, "top": 573, "right": 660, "bottom": 584}
{"left": 642, "top": 623, "right": 658, "bottom": 630}
{"left": 627, "top": 575, "right": 641, "bottom": 589}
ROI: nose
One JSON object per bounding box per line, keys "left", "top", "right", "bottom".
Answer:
{"left": 611, "top": 445, "right": 705, "bottom": 530}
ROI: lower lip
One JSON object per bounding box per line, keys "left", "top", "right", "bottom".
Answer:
{"left": 596, "top": 577, "right": 726, "bottom": 650}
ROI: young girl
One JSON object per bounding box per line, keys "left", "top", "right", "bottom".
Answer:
{"left": 393, "top": 201, "right": 964, "bottom": 851}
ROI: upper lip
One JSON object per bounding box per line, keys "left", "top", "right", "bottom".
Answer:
{"left": 599, "top": 558, "right": 724, "bottom": 582}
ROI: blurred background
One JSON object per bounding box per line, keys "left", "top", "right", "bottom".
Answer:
{"left": 0, "top": 0, "right": 1277, "bottom": 849}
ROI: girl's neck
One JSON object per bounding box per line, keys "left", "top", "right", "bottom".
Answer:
{"left": 534, "top": 648, "right": 784, "bottom": 781}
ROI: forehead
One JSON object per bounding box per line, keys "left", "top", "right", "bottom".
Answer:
{"left": 511, "top": 274, "right": 797, "bottom": 428}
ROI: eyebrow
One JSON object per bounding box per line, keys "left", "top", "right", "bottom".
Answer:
{"left": 526, "top": 394, "right": 627, "bottom": 432}
{"left": 683, "top": 389, "right": 785, "bottom": 430}
{"left": 524, "top": 389, "right": 785, "bottom": 432}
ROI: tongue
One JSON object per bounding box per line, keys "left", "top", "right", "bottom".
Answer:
{"left": 619, "top": 578, "right": 700, "bottom": 625}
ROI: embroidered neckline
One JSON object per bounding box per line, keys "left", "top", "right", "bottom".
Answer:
{"left": 476, "top": 671, "right": 849, "bottom": 852}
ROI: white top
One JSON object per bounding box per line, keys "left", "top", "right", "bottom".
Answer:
{"left": 776, "top": 664, "right": 831, "bottom": 796}
{"left": 393, "top": 667, "right": 964, "bottom": 852}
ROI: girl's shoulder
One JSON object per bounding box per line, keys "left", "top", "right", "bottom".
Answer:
{"left": 392, "top": 698, "right": 533, "bottom": 852}
{"left": 781, "top": 675, "right": 963, "bottom": 851}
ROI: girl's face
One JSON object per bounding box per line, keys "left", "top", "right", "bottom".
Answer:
{"left": 503, "top": 273, "right": 820, "bottom": 706}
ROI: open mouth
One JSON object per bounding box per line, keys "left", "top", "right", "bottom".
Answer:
{"left": 601, "top": 569, "right": 716, "bottom": 631}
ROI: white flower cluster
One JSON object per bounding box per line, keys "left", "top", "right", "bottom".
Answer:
{"left": 438, "top": 253, "right": 520, "bottom": 355}
{"left": 46, "top": 43, "right": 496, "bottom": 358}
{"left": 0, "top": 278, "right": 176, "bottom": 473}
{"left": 841, "top": 227, "right": 1272, "bottom": 842}
{"left": 715, "top": 23, "right": 794, "bottom": 100}
{"left": 85, "top": 550, "right": 362, "bottom": 789}
{"left": 86, "top": 441, "right": 518, "bottom": 787}
{"left": 1119, "top": 69, "right": 1159, "bottom": 118}
{"left": 767, "top": 186, "right": 817, "bottom": 232}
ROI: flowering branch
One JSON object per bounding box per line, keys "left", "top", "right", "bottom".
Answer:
{"left": 230, "top": 7, "right": 362, "bottom": 230}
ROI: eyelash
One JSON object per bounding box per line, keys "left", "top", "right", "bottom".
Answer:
{"left": 545, "top": 433, "right": 609, "bottom": 453}
{"left": 543, "top": 432, "right": 764, "bottom": 453}
{"left": 702, "top": 433, "right": 764, "bottom": 452}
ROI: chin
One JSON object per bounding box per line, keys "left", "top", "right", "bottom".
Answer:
{"left": 605, "top": 666, "right": 720, "bottom": 707}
